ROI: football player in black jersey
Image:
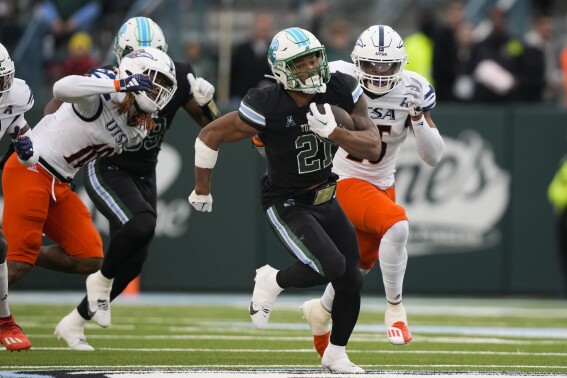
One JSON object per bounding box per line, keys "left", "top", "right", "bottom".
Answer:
{"left": 48, "top": 17, "right": 220, "bottom": 351}
{"left": 188, "top": 27, "right": 381, "bottom": 373}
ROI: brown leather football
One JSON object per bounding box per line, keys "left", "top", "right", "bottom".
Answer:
{"left": 315, "top": 104, "right": 355, "bottom": 131}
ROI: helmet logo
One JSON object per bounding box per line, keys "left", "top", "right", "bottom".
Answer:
{"left": 268, "top": 39, "right": 279, "bottom": 65}
{"left": 129, "top": 49, "right": 156, "bottom": 60}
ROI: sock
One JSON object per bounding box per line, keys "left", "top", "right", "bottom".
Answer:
{"left": 0, "top": 263, "right": 9, "bottom": 318}
{"left": 379, "top": 220, "right": 409, "bottom": 304}
{"left": 320, "top": 283, "right": 335, "bottom": 313}
{"left": 325, "top": 342, "right": 346, "bottom": 357}
{"left": 69, "top": 308, "right": 88, "bottom": 325}
{"left": 92, "top": 270, "right": 114, "bottom": 289}
{"left": 385, "top": 302, "right": 407, "bottom": 326}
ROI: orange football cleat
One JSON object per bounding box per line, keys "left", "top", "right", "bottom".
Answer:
{"left": 313, "top": 331, "right": 331, "bottom": 357}
{"left": 0, "top": 315, "right": 31, "bottom": 351}
{"left": 387, "top": 321, "right": 412, "bottom": 345}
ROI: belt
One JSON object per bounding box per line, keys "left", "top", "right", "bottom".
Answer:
{"left": 38, "top": 158, "right": 73, "bottom": 183}
{"left": 291, "top": 181, "right": 337, "bottom": 206}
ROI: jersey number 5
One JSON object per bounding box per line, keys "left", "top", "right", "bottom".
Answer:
{"left": 346, "top": 124, "right": 389, "bottom": 164}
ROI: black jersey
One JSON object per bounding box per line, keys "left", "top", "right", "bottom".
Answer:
{"left": 99, "top": 61, "right": 194, "bottom": 175}
{"left": 239, "top": 71, "right": 362, "bottom": 207}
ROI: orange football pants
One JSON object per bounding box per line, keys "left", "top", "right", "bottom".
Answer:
{"left": 336, "top": 177, "right": 408, "bottom": 270}
{"left": 2, "top": 154, "right": 103, "bottom": 266}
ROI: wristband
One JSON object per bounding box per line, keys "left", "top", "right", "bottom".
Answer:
{"left": 195, "top": 137, "right": 218, "bottom": 169}
{"left": 199, "top": 100, "right": 221, "bottom": 121}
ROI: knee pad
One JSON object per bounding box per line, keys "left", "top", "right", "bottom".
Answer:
{"left": 383, "top": 220, "right": 409, "bottom": 245}
{"left": 122, "top": 212, "right": 156, "bottom": 245}
{"left": 320, "top": 254, "right": 346, "bottom": 281}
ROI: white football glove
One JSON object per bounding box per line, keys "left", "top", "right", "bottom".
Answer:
{"left": 188, "top": 190, "right": 213, "bottom": 212}
{"left": 404, "top": 80, "right": 424, "bottom": 117}
{"left": 187, "top": 73, "right": 215, "bottom": 106}
{"left": 306, "top": 103, "right": 337, "bottom": 139}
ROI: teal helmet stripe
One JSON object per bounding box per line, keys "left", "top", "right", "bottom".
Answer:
{"left": 285, "top": 27, "right": 310, "bottom": 47}
{"left": 135, "top": 17, "right": 151, "bottom": 46}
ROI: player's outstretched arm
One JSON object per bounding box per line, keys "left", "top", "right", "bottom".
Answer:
{"left": 53, "top": 74, "right": 152, "bottom": 103}
{"left": 404, "top": 81, "right": 444, "bottom": 166}
{"left": 186, "top": 73, "right": 221, "bottom": 127}
{"left": 189, "top": 111, "right": 258, "bottom": 212}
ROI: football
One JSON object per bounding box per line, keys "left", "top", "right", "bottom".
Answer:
{"left": 315, "top": 104, "right": 355, "bottom": 131}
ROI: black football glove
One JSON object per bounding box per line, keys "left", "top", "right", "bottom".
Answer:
{"left": 13, "top": 126, "right": 34, "bottom": 161}
{"left": 118, "top": 74, "right": 153, "bottom": 93}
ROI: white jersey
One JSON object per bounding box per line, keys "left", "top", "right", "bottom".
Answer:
{"left": 0, "top": 78, "right": 34, "bottom": 140}
{"left": 33, "top": 69, "right": 147, "bottom": 180}
{"left": 329, "top": 60, "right": 436, "bottom": 189}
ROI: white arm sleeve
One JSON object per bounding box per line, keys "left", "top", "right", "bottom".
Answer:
{"left": 412, "top": 117, "right": 444, "bottom": 166}
{"left": 53, "top": 75, "right": 116, "bottom": 103}
{"left": 15, "top": 128, "right": 41, "bottom": 167}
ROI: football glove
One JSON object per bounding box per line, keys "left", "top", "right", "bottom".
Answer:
{"left": 188, "top": 190, "right": 213, "bottom": 212}
{"left": 117, "top": 74, "right": 153, "bottom": 93}
{"left": 12, "top": 126, "right": 34, "bottom": 162}
{"left": 187, "top": 73, "right": 215, "bottom": 106}
{"left": 404, "top": 81, "right": 424, "bottom": 118}
{"left": 306, "top": 103, "right": 337, "bottom": 139}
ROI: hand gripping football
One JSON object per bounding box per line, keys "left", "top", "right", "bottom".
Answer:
{"left": 315, "top": 104, "right": 355, "bottom": 144}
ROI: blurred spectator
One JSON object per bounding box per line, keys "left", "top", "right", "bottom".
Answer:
{"left": 561, "top": 47, "right": 567, "bottom": 107}
{"left": 432, "top": 1, "right": 464, "bottom": 101}
{"left": 548, "top": 156, "right": 567, "bottom": 294}
{"left": 468, "top": 6, "right": 523, "bottom": 102}
{"left": 518, "top": 14, "right": 561, "bottom": 102}
{"left": 229, "top": 11, "right": 274, "bottom": 103}
{"left": 323, "top": 19, "right": 352, "bottom": 62}
{"left": 404, "top": 8, "right": 436, "bottom": 84}
{"left": 452, "top": 21, "right": 476, "bottom": 101}
{"left": 37, "top": 0, "right": 102, "bottom": 71}
{"left": 0, "top": 0, "right": 22, "bottom": 52}
{"left": 184, "top": 39, "right": 217, "bottom": 87}
{"left": 289, "top": 0, "right": 330, "bottom": 36}
{"left": 62, "top": 31, "right": 98, "bottom": 76}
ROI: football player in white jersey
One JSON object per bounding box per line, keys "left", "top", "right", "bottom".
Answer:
{"left": 300, "top": 25, "right": 444, "bottom": 356}
{"left": 3, "top": 48, "right": 177, "bottom": 304}
{"left": 0, "top": 42, "right": 37, "bottom": 351}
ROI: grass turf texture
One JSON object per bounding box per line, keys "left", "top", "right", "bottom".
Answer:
{"left": 1, "top": 298, "right": 566, "bottom": 374}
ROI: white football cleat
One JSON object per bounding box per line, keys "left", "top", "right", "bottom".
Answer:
{"left": 385, "top": 302, "right": 412, "bottom": 345}
{"left": 86, "top": 271, "right": 114, "bottom": 328}
{"left": 249, "top": 265, "right": 283, "bottom": 329}
{"left": 322, "top": 349, "right": 365, "bottom": 373}
{"left": 54, "top": 311, "right": 94, "bottom": 351}
{"left": 300, "top": 299, "right": 331, "bottom": 356}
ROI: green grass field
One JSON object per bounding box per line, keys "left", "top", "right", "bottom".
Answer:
{"left": 1, "top": 294, "right": 566, "bottom": 376}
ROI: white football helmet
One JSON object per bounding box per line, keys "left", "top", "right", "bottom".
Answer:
{"left": 351, "top": 25, "right": 407, "bottom": 94}
{"left": 118, "top": 47, "right": 177, "bottom": 113}
{"left": 267, "top": 27, "right": 330, "bottom": 94}
{"left": 114, "top": 17, "right": 168, "bottom": 63}
{"left": 0, "top": 42, "right": 15, "bottom": 99}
